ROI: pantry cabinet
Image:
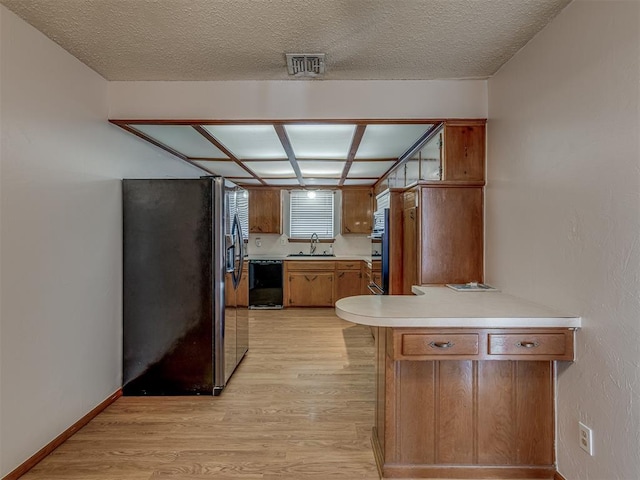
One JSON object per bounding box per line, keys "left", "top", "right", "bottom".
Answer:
{"left": 400, "top": 185, "right": 483, "bottom": 292}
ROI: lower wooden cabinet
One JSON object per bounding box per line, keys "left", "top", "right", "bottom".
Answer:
{"left": 284, "top": 259, "right": 369, "bottom": 306}
{"left": 335, "top": 261, "right": 362, "bottom": 302}
{"left": 287, "top": 272, "right": 334, "bottom": 306}
{"left": 285, "top": 261, "right": 335, "bottom": 307}
{"left": 373, "top": 326, "right": 576, "bottom": 479}
{"left": 237, "top": 263, "right": 249, "bottom": 307}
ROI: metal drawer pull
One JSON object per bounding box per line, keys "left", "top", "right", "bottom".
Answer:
{"left": 516, "top": 341, "right": 539, "bottom": 348}
{"left": 429, "top": 341, "right": 454, "bottom": 349}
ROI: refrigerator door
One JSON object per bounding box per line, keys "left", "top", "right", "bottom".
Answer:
{"left": 235, "top": 188, "right": 249, "bottom": 363}
{"left": 123, "top": 179, "right": 214, "bottom": 395}
{"left": 220, "top": 183, "right": 238, "bottom": 387}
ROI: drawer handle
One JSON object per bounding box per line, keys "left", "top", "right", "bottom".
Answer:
{"left": 429, "top": 341, "right": 454, "bottom": 349}
{"left": 516, "top": 341, "right": 540, "bottom": 349}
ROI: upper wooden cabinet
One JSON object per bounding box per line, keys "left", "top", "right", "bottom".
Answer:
{"left": 419, "top": 185, "right": 483, "bottom": 285}
{"left": 442, "top": 122, "right": 486, "bottom": 182}
{"left": 341, "top": 188, "right": 373, "bottom": 234}
{"left": 374, "top": 120, "right": 486, "bottom": 191}
{"left": 249, "top": 189, "right": 281, "bottom": 234}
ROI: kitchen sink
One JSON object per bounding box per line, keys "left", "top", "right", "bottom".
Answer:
{"left": 286, "top": 253, "right": 335, "bottom": 257}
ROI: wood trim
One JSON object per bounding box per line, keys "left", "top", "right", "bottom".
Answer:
{"left": 380, "top": 464, "right": 556, "bottom": 479}
{"left": 2, "top": 389, "right": 122, "bottom": 480}
{"left": 373, "top": 123, "right": 442, "bottom": 190}
{"left": 554, "top": 472, "right": 568, "bottom": 480}
{"left": 371, "top": 427, "right": 385, "bottom": 478}
{"left": 273, "top": 125, "right": 304, "bottom": 187}
{"left": 191, "top": 125, "right": 266, "bottom": 185}
{"left": 339, "top": 124, "right": 367, "bottom": 186}
{"left": 109, "top": 118, "right": 486, "bottom": 126}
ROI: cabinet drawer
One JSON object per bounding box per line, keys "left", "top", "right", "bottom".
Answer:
{"left": 488, "top": 333, "right": 568, "bottom": 356}
{"left": 401, "top": 333, "right": 479, "bottom": 356}
{"left": 336, "top": 261, "right": 361, "bottom": 270}
{"left": 286, "top": 261, "right": 335, "bottom": 271}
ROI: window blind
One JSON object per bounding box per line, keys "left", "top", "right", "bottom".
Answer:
{"left": 289, "top": 190, "right": 335, "bottom": 238}
{"left": 236, "top": 191, "right": 249, "bottom": 239}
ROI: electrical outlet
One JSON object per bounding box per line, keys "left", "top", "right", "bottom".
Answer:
{"left": 579, "top": 422, "right": 593, "bottom": 455}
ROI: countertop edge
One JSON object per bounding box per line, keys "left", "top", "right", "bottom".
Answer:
{"left": 335, "top": 290, "right": 582, "bottom": 329}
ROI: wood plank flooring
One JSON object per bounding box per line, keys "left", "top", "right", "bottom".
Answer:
{"left": 20, "top": 309, "right": 380, "bottom": 480}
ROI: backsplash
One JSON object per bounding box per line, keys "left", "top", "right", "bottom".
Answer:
{"left": 246, "top": 234, "right": 371, "bottom": 257}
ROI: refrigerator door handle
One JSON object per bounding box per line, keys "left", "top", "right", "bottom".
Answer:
{"left": 231, "top": 214, "right": 243, "bottom": 288}
{"left": 225, "top": 233, "right": 235, "bottom": 273}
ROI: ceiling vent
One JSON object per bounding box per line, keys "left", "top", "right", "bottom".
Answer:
{"left": 286, "top": 53, "right": 326, "bottom": 78}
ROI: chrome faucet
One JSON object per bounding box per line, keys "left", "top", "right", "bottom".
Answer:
{"left": 310, "top": 232, "right": 319, "bottom": 255}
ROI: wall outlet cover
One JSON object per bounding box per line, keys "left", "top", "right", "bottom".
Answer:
{"left": 578, "top": 422, "right": 593, "bottom": 456}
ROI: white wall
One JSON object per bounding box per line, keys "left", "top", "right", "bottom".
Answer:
{"left": 108, "top": 79, "right": 487, "bottom": 120}
{"left": 0, "top": 6, "right": 203, "bottom": 476}
{"left": 486, "top": 1, "right": 640, "bottom": 479}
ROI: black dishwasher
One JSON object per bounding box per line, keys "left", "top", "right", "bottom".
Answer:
{"left": 249, "top": 260, "right": 283, "bottom": 309}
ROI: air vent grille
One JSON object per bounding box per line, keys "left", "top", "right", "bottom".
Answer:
{"left": 286, "top": 53, "right": 326, "bottom": 77}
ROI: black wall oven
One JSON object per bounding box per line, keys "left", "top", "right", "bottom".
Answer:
{"left": 369, "top": 208, "right": 390, "bottom": 295}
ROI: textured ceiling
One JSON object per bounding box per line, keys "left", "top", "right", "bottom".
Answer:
{"left": 0, "top": 0, "right": 571, "bottom": 81}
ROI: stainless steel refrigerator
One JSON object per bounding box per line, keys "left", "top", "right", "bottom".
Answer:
{"left": 122, "top": 177, "right": 248, "bottom": 395}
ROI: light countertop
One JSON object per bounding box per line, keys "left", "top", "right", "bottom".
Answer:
{"left": 247, "top": 254, "right": 371, "bottom": 261}
{"left": 335, "top": 285, "right": 581, "bottom": 328}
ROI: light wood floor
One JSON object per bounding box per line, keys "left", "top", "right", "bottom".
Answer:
{"left": 21, "top": 309, "right": 380, "bottom": 480}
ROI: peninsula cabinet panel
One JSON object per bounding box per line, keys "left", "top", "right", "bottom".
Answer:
{"left": 436, "top": 361, "right": 474, "bottom": 464}
{"left": 397, "top": 361, "right": 437, "bottom": 464}
{"left": 374, "top": 327, "right": 567, "bottom": 479}
{"left": 379, "top": 358, "right": 556, "bottom": 478}
{"left": 477, "top": 361, "right": 516, "bottom": 464}
{"left": 249, "top": 189, "right": 281, "bottom": 234}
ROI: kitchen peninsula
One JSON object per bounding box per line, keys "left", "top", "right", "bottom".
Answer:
{"left": 336, "top": 286, "right": 581, "bottom": 480}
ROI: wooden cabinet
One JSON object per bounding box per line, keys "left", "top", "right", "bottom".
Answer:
{"left": 374, "top": 326, "right": 575, "bottom": 479}
{"left": 374, "top": 120, "right": 486, "bottom": 190}
{"left": 419, "top": 186, "right": 483, "bottom": 285}
{"left": 249, "top": 188, "right": 281, "bottom": 234}
{"left": 335, "top": 261, "right": 362, "bottom": 302}
{"left": 443, "top": 122, "right": 485, "bottom": 182}
{"left": 341, "top": 188, "right": 373, "bottom": 234}
{"left": 392, "top": 328, "right": 575, "bottom": 361}
{"left": 237, "top": 263, "right": 249, "bottom": 307}
{"left": 285, "top": 261, "right": 334, "bottom": 307}
{"left": 362, "top": 261, "right": 372, "bottom": 295}
{"left": 399, "top": 185, "right": 483, "bottom": 291}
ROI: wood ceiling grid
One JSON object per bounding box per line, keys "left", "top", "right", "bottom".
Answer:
{"left": 109, "top": 119, "right": 445, "bottom": 189}
{"left": 191, "top": 125, "right": 266, "bottom": 185}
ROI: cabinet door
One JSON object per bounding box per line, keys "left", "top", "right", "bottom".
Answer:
{"left": 443, "top": 124, "right": 486, "bottom": 182}
{"left": 419, "top": 187, "right": 483, "bottom": 284}
{"left": 341, "top": 188, "right": 373, "bottom": 234}
{"left": 237, "top": 265, "right": 249, "bottom": 307}
{"left": 402, "top": 205, "right": 418, "bottom": 295}
{"left": 287, "top": 272, "right": 334, "bottom": 306}
{"left": 362, "top": 264, "right": 372, "bottom": 295}
{"left": 249, "top": 189, "right": 281, "bottom": 233}
{"left": 335, "top": 270, "right": 362, "bottom": 302}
